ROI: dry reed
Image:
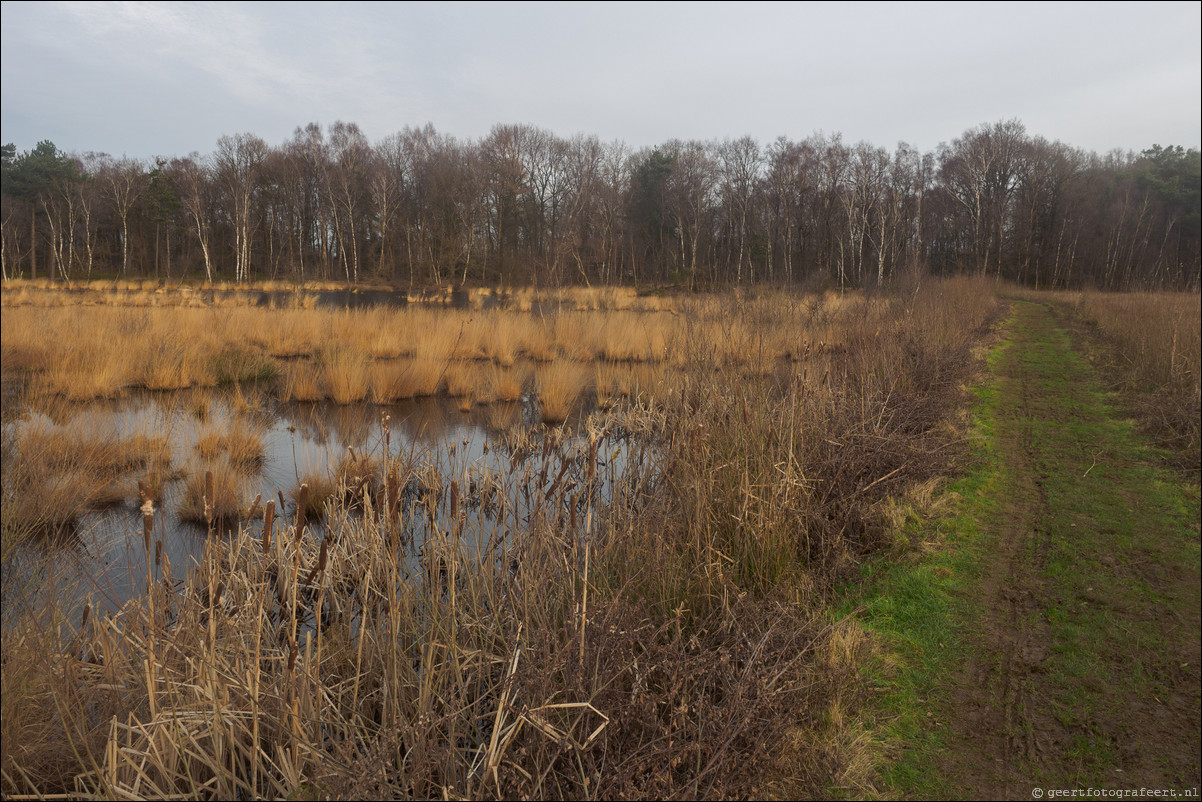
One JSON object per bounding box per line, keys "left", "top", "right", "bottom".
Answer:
{"left": 2, "top": 278, "right": 1007, "bottom": 800}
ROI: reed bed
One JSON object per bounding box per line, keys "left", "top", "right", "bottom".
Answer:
{"left": 194, "top": 422, "right": 266, "bottom": 474}
{"left": 2, "top": 414, "right": 176, "bottom": 539}
{"left": 1016, "top": 288, "right": 1202, "bottom": 470}
{"left": 2, "top": 292, "right": 753, "bottom": 409}
{"left": 535, "top": 361, "right": 590, "bottom": 424}
{"left": 2, "top": 278, "right": 1004, "bottom": 798}
{"left": 176, "top": 460, "right": 254, "bottom": 524}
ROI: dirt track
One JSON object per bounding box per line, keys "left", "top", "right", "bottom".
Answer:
{"left": 940, "top": 302, "right": 1200, "bottom": 798}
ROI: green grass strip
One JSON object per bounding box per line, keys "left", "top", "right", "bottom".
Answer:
{"left": 840, "top": 300, "right": 1201, "bottom": 798}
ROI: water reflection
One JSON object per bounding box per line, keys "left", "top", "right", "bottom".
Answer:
{"left": 2, "top": 388, "right": 653, "bottom": 623}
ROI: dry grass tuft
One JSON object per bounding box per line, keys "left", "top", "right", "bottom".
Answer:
{"left": 535, "top": 361, "right": 589, "bottom": 424}
{"left": 177, "top": 460, "right": 250, "bottom": 523}
{"left": 318, "top": 346, "right": 371, "bottom": 404}
{"left": 488, "top": 365, "right": 526, "bottom": 403}
{"left": 1, "top": 278, "right": 1009, "bottom": 800}
{"left": 4, "top": 418, "right": 175, "bottom": 538}
{"left": 291, "top": 474, "right": 338, "bottom": 520}
{"left": 194, "top": 422, "right": 265, "bottom": 474}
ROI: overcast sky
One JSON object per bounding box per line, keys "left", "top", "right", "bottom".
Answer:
{"left": 2, "top": 1, "right": 1199, "bottom": 161}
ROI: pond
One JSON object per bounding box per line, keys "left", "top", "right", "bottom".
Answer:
{"left": 1, "top": 387, "right": 661, "bottom": 626}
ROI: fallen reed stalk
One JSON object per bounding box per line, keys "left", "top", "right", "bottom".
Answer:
{"left": 2, "top": 278, "right": 1005, "bottom": 799}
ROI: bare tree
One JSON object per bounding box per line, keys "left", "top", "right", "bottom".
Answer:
{"left": 175, "top": 155, "right": 216, "bottom": 282}
{"left": 718, "top": 136, "right": 762, "bottom": 283}
{"left": 665, "top": 140, "right": 718, "bottom": 287}
{"left": 214, "top": 133, "right": 268, "bottom": 282}
{"left": 324, "top": 122, "right": 371, "bottom": 283}
{"left": 99, "top": 157, "right": 147, "bottom": 275}
{"left": 937, "top": 119, "right": 1026, "bottom": 276}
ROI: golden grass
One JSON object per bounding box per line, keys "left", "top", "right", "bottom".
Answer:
{"left": 1, "top": 290, "right": 715, "bottom": 405}
{"left": 282, "top": 362, "right": 323, "bottom": 402}
{"left": 408, "top": 355, "right": 449, "bottom": 397}
{"left": 1, "top": 277, "right": 1008, "bottom": 800}
{"left": 594, "top": 360, "right": 620, "bottom": 410}
{"left": 194, "top": 422, "right": 265, "bottom": 474}
{"left": 488, "top": 365, "right": 526, "bottom": 403}
{"left": 443, "top": 362, "right": 477, "bottom": 398}
{"left": 176, "top": 460, "right": 251, "bottom": 523}
{"left": 5, "top": 417, "right": 175, "bottom": 537}
{"left": 535, "top": 361, "right": 589, "bottom": 424}
{"left": 318, "top": 345, "right": 371, "bottom": 404}
{"left": 368, "top": 359, "right": 415, "bottom": 403}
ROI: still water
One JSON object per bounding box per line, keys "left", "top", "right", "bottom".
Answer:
{"left": 1, "top": 387, "right": 657, "bottom": 624}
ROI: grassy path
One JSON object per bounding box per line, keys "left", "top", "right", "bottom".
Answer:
{"left": 850, "top": 300, "right": 1200, "bottom": 798}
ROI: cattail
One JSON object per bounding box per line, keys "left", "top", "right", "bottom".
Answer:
{"left": 154, "top": 541, "right": 163, "bottom": 567}
{"left": 204, "top": 470, "right": 214, "bottom": 526}
{"left": 295, "top": 483, "right": 309, "bottom": 538}
{"left": 305, "top": 536, "right": 329, "bottom": 586}
{"left": 588, "top": 431, "right": 597, "bottom": 485}
{"left": 287, "top": 638, "right": 299, "bottom": 672}
{"left": 386, "top": 472, "right": 399, "bottom": 519}
{"left": 278, "top": 490, "right": 287, "bottom": 513}
{"left": 449, "top": 480, "right": 459, "bottom": 520}
{"left": 246, "top": 493, "right": 262, "bottom": 519}
{"left": 161, "top": 550, "right": 173, "bottom": 593}
{"left": 262, "top": 500, "right": 275, "bottom": 555}
{"left": 142, "top": 504, "right": 154, "bottom": 554}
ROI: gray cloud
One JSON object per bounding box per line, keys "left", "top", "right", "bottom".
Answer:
{"left": 2, "top": 0, "right": 1198, "bottom": 159}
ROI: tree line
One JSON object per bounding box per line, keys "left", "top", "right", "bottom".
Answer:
{"left": 2, "top": 119, "right": 1198, "bottom": 290}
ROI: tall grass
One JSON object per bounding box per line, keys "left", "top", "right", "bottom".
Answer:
{"left": 195, "top": 420, "right": 266, "bottom": 474}
{"left": 1030, "top": 289, "right": 1201, "bottom": 469}
{"left": 535, "top": 361, "right": 589, "bottom": 424}
{"left": 2, "top": 413, "right": 175, "bottom": 540}
{"left": 2, "top": 278, "right": 1004, "bottom": 798}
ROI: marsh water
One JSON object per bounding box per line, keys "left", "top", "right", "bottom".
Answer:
{"left": 1, "top": 386, "right": 655, "bottom": 624}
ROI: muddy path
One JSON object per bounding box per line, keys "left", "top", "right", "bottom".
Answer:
{"left": 937, "top": 301, "right": 1201, "bottom": 797}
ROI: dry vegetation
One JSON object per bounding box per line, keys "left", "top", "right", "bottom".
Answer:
{"left": 1015, "top": 288, "right": 1202, "bottom": 470}
{"left": 1, "top": 408, "right": 176, "bottom": 540}
{"left": 1070, "top": 291, "right": 1201, "bottom": 469}
{"left": 4, "top": 285, "right": 720, "bottom": 424}
{"left": 4, "top": 278, "right": 1015, "bottom": 798}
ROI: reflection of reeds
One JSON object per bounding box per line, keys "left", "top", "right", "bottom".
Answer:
{"left": 0, "top": 279, "right": 1014, "bottom": 802}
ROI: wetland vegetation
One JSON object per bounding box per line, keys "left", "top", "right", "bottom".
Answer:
{"left": 1, "top": 114, "right": 1198, "bottom": 802}
{"left": 2, "top": 278, "right": 1199, "bottom": 799}
{"left": 1, "top": 277, "right": 1005, "bottom": 798}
